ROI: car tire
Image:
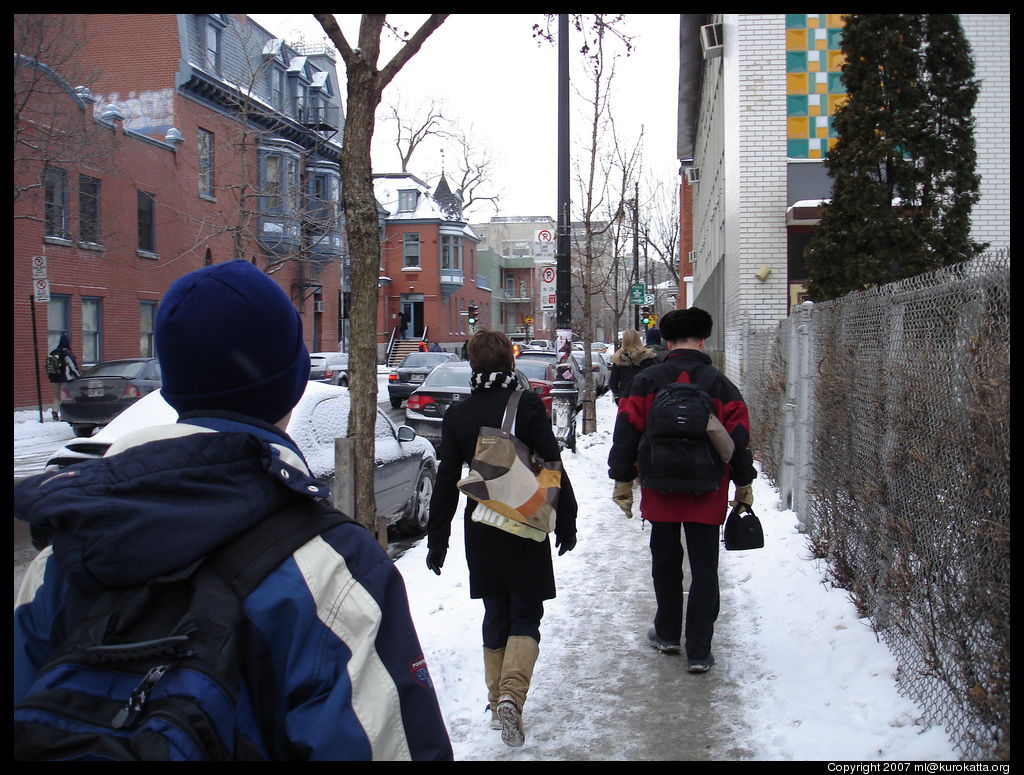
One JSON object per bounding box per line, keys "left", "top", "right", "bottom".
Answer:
{"left": 390, "top": 397, "right": 402, "bottom": 409}
{"left": 338, "top": 377, "right": 348, "bottom": 387}
{"left": 72, "top": 424, "right": 95, "bottom": 438}
{"left": 397, "top": 465, "right": 435, "bottom": 536}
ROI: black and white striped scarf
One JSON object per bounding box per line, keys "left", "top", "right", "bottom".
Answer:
{"left": 470, "top": 370, "right": 517, "bottom": 393}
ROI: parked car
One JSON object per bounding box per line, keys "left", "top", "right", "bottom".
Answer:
{"left": 508, "top": 357, "right": 555, "bottom": 418}
{"left": 516, "top": 351, "right": 586, "bottom": 408}
{"left": 387, "top": 351, "right": 458, "bottom": 409}
{"left": 58, "top": 358, "right": 162, "bottom": 438}
{"left": 572, "top": 350, "right": 610, "bottom": 395}
{"left": 404, "top": 361, "right": 535, "bottom": 449}
{"left": 45, "top": 383, "right": 437, "bottom": 537}
{"left": 590, "top": 341, "right": 610, "bottom": 354}
{"left": 309, "top": 351, "right": 349, "bottom": 386}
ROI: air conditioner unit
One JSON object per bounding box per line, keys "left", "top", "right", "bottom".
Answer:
{"left": 685, "top": 167, "right": 701, "bottom": 185}
{"left": 313, "top": 300, "right": 325, "bottom": 313}
{"left": 700, "top": 23, "right": 724, "bottom": 59}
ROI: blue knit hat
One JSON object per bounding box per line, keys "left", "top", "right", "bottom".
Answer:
{"left": 155, "top": 260, "right": 309, "bottom": 424}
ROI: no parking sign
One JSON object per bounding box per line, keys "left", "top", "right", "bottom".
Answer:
{"left": 540, "top": 265, "right": 556, "bottom": 310}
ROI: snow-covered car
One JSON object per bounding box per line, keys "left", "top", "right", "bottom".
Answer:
{"left": 309, "top": 351, "right": 349, "bottom": 386}
{"left": 44, "top": 383, "right": 436, "bottom": 536}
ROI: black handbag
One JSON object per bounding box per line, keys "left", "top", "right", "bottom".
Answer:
{"left": 723, "top": 504, "right": 764, "bottom": 551}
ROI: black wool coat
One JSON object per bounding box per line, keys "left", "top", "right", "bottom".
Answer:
{"left": 427, "top": 386, "right": 577, "bottom": 601}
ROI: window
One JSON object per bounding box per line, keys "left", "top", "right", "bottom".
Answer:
{"left": 137, "top": 191, "right": 156, "bottom": 253}
{"left": 81, "top": 298, "right": 102, "bottom": 363}
{"left": 264, "top": 155, "right": 280, "bottom": 210}
{"left": 198, "top": 129, "right": 214, "bottom": 197}
{"left": 44, "top": 167, "right": 67, "bottom": 238}
{"left": 78, "top": 175, "right": 100, "bottom": 244}
{"left": 47, "top": 295, "right": 70, "bottom": 353}
{"left": 270, "top": 67, "right": 285, "bottom": 110}
{"left": 140, "top": 301, "right": 157, "bottom": 357}
{"left": 441, "top": 235, "right": 463, "bottom": 271}
{"left": 309, "top": 173, "right": 337, "bottom": 223}
{"left": 205, "top": 22, "right": 221, "bottom": 71}
{"left": 403, "top": 233, "right": 420, "bottom": 268}
{"left": 398, "top": 190, "right": 418, "bottom": 212}
{"left": 295, "top": 83, "right": 307, "bottom": 121}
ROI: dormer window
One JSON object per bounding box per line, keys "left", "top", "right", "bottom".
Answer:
{"left": 398, "top": 190, "right": 418, "bottom": 212}
{"left": 205, "top": 22, "right": 221, "bottom": 72}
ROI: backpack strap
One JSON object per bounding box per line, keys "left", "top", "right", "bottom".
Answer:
{"left": 212, "top": 498, "right": 355, "bottom": 598}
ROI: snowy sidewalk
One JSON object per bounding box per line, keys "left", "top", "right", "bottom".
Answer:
{"left": 395, "top": 393, "right": 960, "bottom": 761}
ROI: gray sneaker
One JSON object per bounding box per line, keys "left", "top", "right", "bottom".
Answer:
{"left": 646, "top": 626, "right": 682, "bottom": 654}
{"left": 686, "top": 653, "right": 715, "bottom": 673}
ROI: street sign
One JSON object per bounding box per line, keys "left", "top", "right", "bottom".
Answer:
{"left": 540, "top": 265, "right": 556, "bottom": 311}
{"left": 34, "top": 278, "right": 51, "bottom": 303}
{"left": 31, "top": 255, "right": 48, "bottom": 279}
{"left": 644, "top": 293, "right": 655, "bottom": 305}
{"left": 629, "top": 283, "right": 646, "bottom": 305}
{"left": 535, "top": 229, "right": 554, "bottom": 242}
{"left": 524, "top": 315, "right": 534, "bottom": 325}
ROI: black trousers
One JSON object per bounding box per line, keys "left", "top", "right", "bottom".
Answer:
{"left": 648, "top": 521, "right": 720, "bottom": 659}
{"left": 481, "top": 592, "right": 544, "bottom": 649}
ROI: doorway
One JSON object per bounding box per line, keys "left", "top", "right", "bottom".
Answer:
{"left": 401, "top": 297, "right": 424, "bottom": 339}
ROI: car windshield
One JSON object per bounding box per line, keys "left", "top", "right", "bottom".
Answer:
{"left": 519, "top": 352, "right": 555, "bottom": 361}
{"left": 400, "top": 353, "right": 450, "bottom": 368}
{"left": 82, "top": 361, "right": 150, "bottom": 379}
{"left": 422, "top": 362, "right": 471, "bottom": 388}
{"left": 516, "top": 360, "right": 549, "bottom": 381}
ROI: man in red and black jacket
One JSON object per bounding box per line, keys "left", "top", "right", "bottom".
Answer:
{"left": 607, "top": 307, "right": 755, "bottom": 673}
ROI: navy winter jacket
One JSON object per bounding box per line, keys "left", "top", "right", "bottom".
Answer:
{"left": 13, "top": 415, "right": 453, "bottom": 761}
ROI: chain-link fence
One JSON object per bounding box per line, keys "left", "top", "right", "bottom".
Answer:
{"left": 744, "top": 251, "right": 1010, "bottom": 761}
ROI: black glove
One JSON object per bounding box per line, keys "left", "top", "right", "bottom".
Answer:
{"left": 426, "top": 547, "right": 447, "bottom": 575}
{"left": 555, "top": 533, "right": 576, "bottom": 556}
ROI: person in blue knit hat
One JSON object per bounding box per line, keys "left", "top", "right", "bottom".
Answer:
{"left": 14, "top": 260, "right": 453, "bottom": 761}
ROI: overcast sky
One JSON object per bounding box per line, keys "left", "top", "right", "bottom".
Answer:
{"left": 250, "top": 13, "right": 681, "bottom": 221}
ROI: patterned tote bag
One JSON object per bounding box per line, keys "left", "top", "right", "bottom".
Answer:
{"left": 458, "top": 390, "right": 562, "bottom": 536}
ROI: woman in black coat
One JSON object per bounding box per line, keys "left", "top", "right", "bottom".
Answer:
{"left": 426, "top": 329, "right": 577, "bottom": 748}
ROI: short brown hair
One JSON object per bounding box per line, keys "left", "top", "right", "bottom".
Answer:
{"left": 467, "top": 329, "right": 514, "bottom": 373}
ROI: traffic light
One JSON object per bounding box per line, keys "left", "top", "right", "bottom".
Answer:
{"left": 467, "top": 304, "right": 478, "bottom": 328}
{"left": 640, "top": 306, "right": 651, "bottom": 328}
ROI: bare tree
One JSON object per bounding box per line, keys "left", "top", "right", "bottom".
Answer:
{"left": 14, "top": 15, "right": 112, "bottom": 214}
{"left": 564, "top": 14, "right": 635, "bottom": 435}
{"left": 315, "top": 13, "right": 447, "bottom": 537}
{"left": 640, "top": 174, "right": 680, "bottom": 288}
{"left": 381, "top": 92, "right": 450, "bottom": 173}
{"left": 379, "top": 96, "right": 502, "bottom": 216}
{"left": 444, "top": 124, "right": 502, "bottom": 216}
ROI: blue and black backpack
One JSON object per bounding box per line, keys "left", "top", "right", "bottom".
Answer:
{"left": 14, "top": 498, "right": 351, "bottom": 761}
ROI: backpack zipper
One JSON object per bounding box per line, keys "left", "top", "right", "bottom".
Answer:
{"left": 112, "top": 664, "right": 170, "bottom": 729}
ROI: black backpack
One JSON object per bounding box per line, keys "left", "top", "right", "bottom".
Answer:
{"left": 14, "top": 498, "right": 352, "bottom": 761}
{"left": 637, "top": 367, "right": 735, "bottom": 494}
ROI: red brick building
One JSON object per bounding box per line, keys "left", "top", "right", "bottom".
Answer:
{"left": 14, "top": 14, "right": 347, "bottom": 410}
{"left": 373, "top": 173, "right": 487, "bottom": 353}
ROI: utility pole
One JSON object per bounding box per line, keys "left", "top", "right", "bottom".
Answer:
{"left": 556, "top": 13, "right": 571, "bottom": 332}
{"left": 632, "top": 181, "right": 639, "bottom": 331}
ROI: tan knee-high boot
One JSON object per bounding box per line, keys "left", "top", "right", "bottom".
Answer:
{"left": 496, "top": 635, "right": 539, "bottom": 747}
{"left": 483, "top": 647, "right": 505, "bottom": 730}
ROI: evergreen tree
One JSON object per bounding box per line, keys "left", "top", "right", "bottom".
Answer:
{"left": 805, "top": 14, "right": 985, "bottom": 301}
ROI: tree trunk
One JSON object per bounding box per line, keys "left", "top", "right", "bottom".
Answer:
{"left": 340, "top": 58, "right": 383, "bottom": 542}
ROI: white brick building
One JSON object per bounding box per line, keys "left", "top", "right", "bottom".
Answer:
{"left": 678, "top": 13, "right": 1010, "bottom": 385}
